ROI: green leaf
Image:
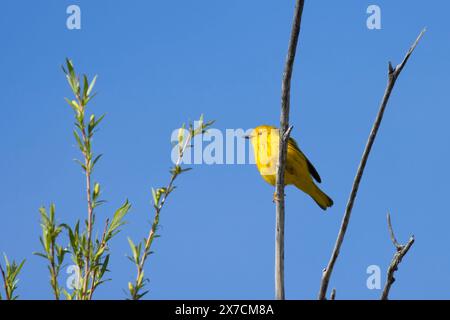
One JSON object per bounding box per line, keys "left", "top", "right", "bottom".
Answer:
{"left": 39, "top": 207, "right": 50, "bottom": 227}
{"left": 137, "top": 269, "right": 144, "bottom": 285}
{"left": 93, "top": 114, "right": 105, "bottom": 131}
{"left": 93, "top": 183, "right": 100, "bottom": 200}
{"left": 84, "top": 92, "right": 98, "bottom": 105}
{"left": 62, "top": 289, "right": 73, "bottom": 300}
{"left": 87, "top": 75, "right": 98, "bottom": 97}
{"left": 136, "top": 290, "right": 149, "bottom": 300}
{"left": 178, "top": 123, "right": 186, "bottom": 146}
{"left": 106, "top": 200, "right": 131, "bottom": 240}
{"left": 93, "top": 244, "right": 105, "bottom": 262}
{"left": 43, "top": 230, "right": 51, "bottom": 253}
{"left": 127, "top": 238, "right": 138, "bottom": 263}
{"left": 128, "top": 282, "right": 134, "bottom": 294}
{"left": 180, "top": 167, "right": 192, "bottom": 173}
{"left": 99, "top": 254, "right": 110, "bottom": 278}
{"left": 66, "top": 58, "right": 75, "bottom": 79}
{"left": 49, "top": 204, "right": 56, "bottom": 222}
{"left": 92, "top": 154, "right": 103, "bottom": 167}
{"left": 15, "top": 260, "right": 25, "bottom": 278}
{"left": 202, "top": 120, "right": 216, "bottom": 133}
{"left": 56, "top": 245, "right": 67, "bottom": 266}
{"left": 151, "top": 188, "right": 158, "bottom": 206}
{"left": 33, "top": 252, "right": 48, "bottom": 259}
{"left": 88, "top": 114, "right": 95, "bottom": 134}
{"left": 64, "top": 98, "right": 79, "bottom": 112}
{"left": 64, "top": 59, "right": 80, "bottom": 96}
{"left": 73, "top": 130, "right": 84, "bottom": 152}
{"left": 83, "top": 75, "right": 89, "bottom": 100}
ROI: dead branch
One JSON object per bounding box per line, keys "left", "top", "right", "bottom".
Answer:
{"left": 275, "top": 0, "right": 305, "bottom": 300}
{"left": 318, "top": 29, "right": 425, "bottom": 300}
{"left": 381, "top": 213, "right": 415, "bottom": 300}
{"left": 330, "top": 288, "right": 336, "bottom": 300}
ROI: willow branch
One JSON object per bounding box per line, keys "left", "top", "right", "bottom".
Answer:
{"left": 88, "top": 218, "right": 109, "bottom": 300}
{"left": 0, "top": 264, "right": 9, "bottom": 300}
{"left": 381, "top": 213, "right": 415, "bottom": 300}
{"left": 75, "top": 93, "right": 95, "bottom": 300}
{"left": 131, "top": 130, "right": 193, "bottom": 300}
{"left": 49, "top": 241, "right": 59, "bottom": 300}
{"left": 274, "top": 0, "right": 305, "bottom": 301}
{"left": 318, "top": 29, "right": 425, "bottom": 300}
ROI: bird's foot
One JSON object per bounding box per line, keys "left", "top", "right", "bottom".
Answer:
{"left": 272, "top": 192, "right": 286, "bottom": 203}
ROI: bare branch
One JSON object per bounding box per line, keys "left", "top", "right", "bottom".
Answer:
{"left": 381, "top": 213, "right": 415, "bottom": 300}
{"left": 393, "top": 29, "right": 426, "bottom": 77}
{"left": 283, "top": 125, "right": 294, "bottom": 142}
{"left": 275, "top": 0, "right": 305, "bottom": 300}
{"left": 318, "top": 29, "right": 425, "bottom": 300}
{"left": 387, "top": 212, "right": 401, "bottom": 250}
{"left": 330, "top": 288, "right": 336, "bottom": 300}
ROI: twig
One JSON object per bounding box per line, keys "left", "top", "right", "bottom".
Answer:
{"left": 387, "top": 212, "right": 401, "bottom": 249}
{"left": 87, "top": 218, "right": 110, "bottom": 300}
{"left": 275, "top": 0, "right": 305, "bottom": 301}
{"left": 49, "top": 241, "right": 59, "bottom": 300}
{"left": 131, "top": 129, "right": 193, "bottom": 300}
{"left": 330, "top": 288, "right": 336, "bottom": 300}
{"left": 318, "top": 29, "right": 425, "bottom": 300}
{"left": 381, "top": 213, "right": 415, "bottom": 300}
{"left": 140, "top": 133, "right": 190, "bottom": 269}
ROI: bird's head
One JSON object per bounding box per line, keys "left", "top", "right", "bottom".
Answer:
{"left": 244, "top": 125, "right": 278, "bottom": 141}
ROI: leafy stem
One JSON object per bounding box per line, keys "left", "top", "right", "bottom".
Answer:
{"left": 34, "top": 204, "right": 67, "bottom": 300}
{"left": 0, "top": 255, "right": 25, "bottom": 300}
{"left": 128, "top": 115, "right": 214, "bottom": 300}
{"left": 62, "top": 59, "right": 130, "bottom": 300}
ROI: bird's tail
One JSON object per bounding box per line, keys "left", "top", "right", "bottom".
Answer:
{"left": 310, "top": 184, "right": 334, "bottom": 211}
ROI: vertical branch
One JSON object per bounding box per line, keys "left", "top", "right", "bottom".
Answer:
{"left": 48, "top": 241, "right": 59, "bottom": 300}
{"left": 275, "top": 0, "right": 305, "bottom": 300}
{"left": 318, "top": 29, "right": 425, "bottom": 300}
{"left": 62, "top": 60, "right": 129, "bottom": 300}
{"left": 75, "top": 93, "right": 95, "bottom": 300}
{"left": 381, "top": 213, "right": 415, "bottom": 300}
{"left": 87, "top": 218, "right": 109, "bottom": 300}
{"left": 63, "top": 60, "right": 110, "bottom": 300}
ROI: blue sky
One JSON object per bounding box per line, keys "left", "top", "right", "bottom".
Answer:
{"left": 0, "top": 0, "right": 449, "bottom": 300}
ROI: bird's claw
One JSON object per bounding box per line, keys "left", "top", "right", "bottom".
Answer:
{"left": 272, "top": 192, "right": 286, "bottom": 203}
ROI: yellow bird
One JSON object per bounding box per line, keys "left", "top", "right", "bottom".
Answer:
{"left": 246, "top": 125, "right": 333, "bottom": 211}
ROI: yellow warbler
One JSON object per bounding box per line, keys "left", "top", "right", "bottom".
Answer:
{"left": 246, "top": 125, "right": 333, "bottom": 211}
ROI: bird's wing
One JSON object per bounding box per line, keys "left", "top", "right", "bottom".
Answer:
{"left": 288, "top": 137, "right": 322, "bottom": 183}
